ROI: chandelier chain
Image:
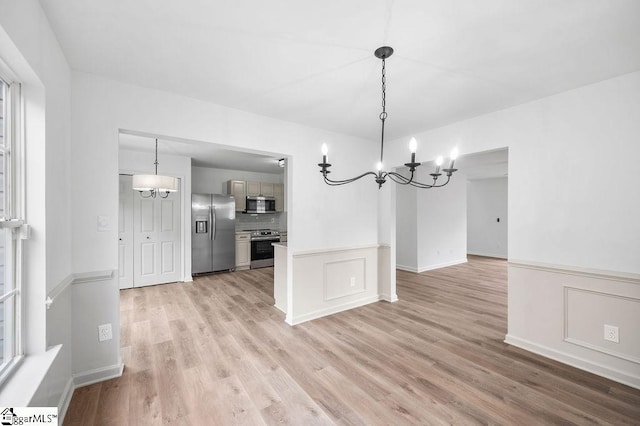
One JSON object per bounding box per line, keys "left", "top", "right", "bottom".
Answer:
{"left": 380, "top": 58, "right": 387, "bottom": 120}
{"left": 154, "top": 139, "right": 159, "bottom": 175}
{"left": 379, "top": 58, "right": 387, "bottom": 164}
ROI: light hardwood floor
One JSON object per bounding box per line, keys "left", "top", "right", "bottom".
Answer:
{"left": 65, "top": 256, "right": 640, "bottom": 425}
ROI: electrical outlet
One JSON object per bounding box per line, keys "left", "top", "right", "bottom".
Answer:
{"left": 604, "top": 324, "right": 619, "bottom": 343}
{"left": 350, "top": 277, "right": 356, "bottom": 287}
{"left": 98, "top": 323, "right": 113, "bottom": 342}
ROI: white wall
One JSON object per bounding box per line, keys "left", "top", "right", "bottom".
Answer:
{"left": 72, "top": 71, "right": 379, "bottom": 268}
{"left": 416, "top": 169, "right": 467, "bottom": 271}
{"left": 382, "top": 71, "right": 640, "bottom": 387}
{"left": 467, "top": 177, "right": 508, "bottom": 258}
{"left": 0, "top": 0, "right": 73, "bottom": 413}
{"left": 69, "top": 70, "right": 383, "bottom": 382}
{"left": 192, "top": 166, "right": 283, "bottom": 194}
{"left": 395, "top": 169, "right": 417, "bottom": 270}
{"left": 386, "top": 71, "right": 640, "bottom": 274}
{"left": 395, "top": 167, "right": 467, "bottom": 272}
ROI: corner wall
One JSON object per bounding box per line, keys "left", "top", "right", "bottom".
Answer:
{"left": 384, "top": 70, "right": 640, "bottom": 388}
{"left": 69, "top": 70, "right": 385, "bottom": 382}
{"left": 395, "top": 167, "right": 468, "bottom": 273}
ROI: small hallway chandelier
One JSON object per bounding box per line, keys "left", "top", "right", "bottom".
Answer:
{"left": 132, "top": 138, "right": 178, "bottom": 198}
{"left": 318, "top": 46, "right": 459, "bottom": 189}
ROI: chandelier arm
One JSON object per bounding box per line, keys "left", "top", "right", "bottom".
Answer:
{"left": 323, "top": 171, "right": 379, "bottom": 186}
{"left": 387, "top": 172, "right": 415, "bottom": 185}
{"left": 386, "top": 172, "right": 452, "bottom": 188}
{"left": 408, "top": 175, "right": 452, "bottom": 189}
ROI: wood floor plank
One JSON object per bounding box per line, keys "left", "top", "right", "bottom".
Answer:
{"left": 66, "top": 257, "right": 640, "bottom": 425}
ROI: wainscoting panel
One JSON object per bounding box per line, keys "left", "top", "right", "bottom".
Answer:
{"left": 291, "top": 245, "right": 380, "bottom": 325}
{"left": 324, "top": 257, "right": 366, "bottom": 301}
{"left": 507, "top": 260, "right": 640, "bottom": 389}
{"left": 565, "top": 287, "right": 640, "bottom": 364}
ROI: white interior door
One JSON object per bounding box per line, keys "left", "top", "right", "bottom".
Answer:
{"left": 132, "top": 180, "right": 182, "bottom": 287}
{"left": 118, "top": 175, "right": 134, "bottom": 289}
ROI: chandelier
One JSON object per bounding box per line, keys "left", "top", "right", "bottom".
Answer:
{"left": 132, "top": 138, "right": 178, "bottom": 198}
{"left": 318, "top": 46, "right": 459, "bottom": 188}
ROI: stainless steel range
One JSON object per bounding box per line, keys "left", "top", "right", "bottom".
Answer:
{"left": 250, "top": 229, "right": 280, "bottom": 269}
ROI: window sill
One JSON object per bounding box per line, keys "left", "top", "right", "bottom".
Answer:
{"left": 0, "top": 344, "right": 61, "bottom": 406}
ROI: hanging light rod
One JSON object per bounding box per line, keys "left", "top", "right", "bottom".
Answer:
{"left": 132, "top": 138, "right": 178, "bottom": 198}
{"left": 318, "top": 46, "right": 459, "bottom": 189}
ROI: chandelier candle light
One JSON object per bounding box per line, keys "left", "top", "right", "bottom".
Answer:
{"left": 318, "top": 46, "right": 459, "bottom": 189}
{"left": 132, "top": 138, "right": 179, "bottom": 198}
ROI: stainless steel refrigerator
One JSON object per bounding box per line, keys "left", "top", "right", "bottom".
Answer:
{"left": 191, "top": 194, "right": 236, "bottom": 274}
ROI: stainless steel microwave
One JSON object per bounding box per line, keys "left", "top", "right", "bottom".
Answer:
{"left": 245, "top": 196, "right": 276, "bottom": 214}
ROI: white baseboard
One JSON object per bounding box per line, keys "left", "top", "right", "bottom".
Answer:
{"left": 417, "top": 258, "right": 467, "bottom": 273}
{"left": 505, "top": 334, "right": 640, "bottom": 390}
{"left": 397, "top": 258, "right": 468, "bottom": 273}
{"left": 291, "top": 295, "right": 381, "bottom": 325}
{"left": 467, "top": 251, "right": 507, "bottom": 259}
{"left": 396, "top": 264, "right": 418, "bottom": 273}
{"left": 58, "top": 377, "right": 74, "bottom": 423}
{"left": 73, "top": 362, "right": 124, "bottom": 388}
{"left": 380, "top": 293, "right": 398, "bottom": 303}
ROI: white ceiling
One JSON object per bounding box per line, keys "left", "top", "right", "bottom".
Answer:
{"left": 119, "top": 132, "right": 285, "bottom": 174}
{"left": 39, "top": 0, "right": 640, "bottom": 143}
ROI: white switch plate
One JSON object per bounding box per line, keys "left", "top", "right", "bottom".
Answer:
{"left": 604, "top": 324, "right": 619, "bottom": 343}
{"left": 98, "top": 323, "right": 113, "bottom": 342}
{"left": 350, "top": 277, "right": 356, "bottom": 287}
{"left": 97, "top": 215, "right": 110, "bottom": 232}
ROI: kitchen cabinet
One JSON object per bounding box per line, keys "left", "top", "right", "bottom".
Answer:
{"left": 246, "top": 181, "right": 261, "bottom": 196}
{"left": 260, "top": 182, "right": 275, "bottom": 197}
{"left": 247, "top": 181, "right": 274, "bottom": 197}
{"left": 274, "top": 183, "right": 284, "bottom": 212}
{"left": 227, "top": 179, "right": 283, "bottom": 211}
{"left": 235, "top": 232, "right": 251, "bottom": 269}
{"left": 226, "top": 180, "right": 247, "bottom": 211}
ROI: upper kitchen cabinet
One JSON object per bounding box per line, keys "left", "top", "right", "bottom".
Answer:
{"left": 274, "top": 183, "right": 284, "bottom": 212}
{"left": 247, "top": 181, "right": 274, "bottom": 197}
{"left": 246, "top": 181, "right": 261, "bottom": 196}
{"left": 226, "top": 180, "right": 246, "bottom": 211}
{"left": 260, "top": 182, "right": 275, "bottom": 197}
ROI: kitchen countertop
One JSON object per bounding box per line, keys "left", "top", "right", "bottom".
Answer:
{"left": 235, "top": 229, "right": 286, "bottom": 233}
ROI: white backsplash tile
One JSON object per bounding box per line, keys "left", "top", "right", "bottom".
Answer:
{"left": 236, "top": 212, "right": 283, "bottom": 231}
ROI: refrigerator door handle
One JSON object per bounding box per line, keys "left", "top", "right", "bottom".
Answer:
{"left": 212, "top": 206, "right": 217, "bottom": 240}
{"left": 209, "top": 206, "right": 213, "bottom": 240}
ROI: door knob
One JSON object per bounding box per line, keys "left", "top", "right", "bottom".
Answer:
{"left": 119, "top": 238, "right": 122, "bottom": 241}
{"left": 146, "top": 236, "right": 150, "bottom": 240}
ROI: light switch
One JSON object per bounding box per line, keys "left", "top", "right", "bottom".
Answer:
{"left": 97, "top": 215, "right": 110, "bottom": 232}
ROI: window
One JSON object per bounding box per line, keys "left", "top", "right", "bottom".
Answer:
{"left": 0, "top": 67, "right": 24, "bottom": 384}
